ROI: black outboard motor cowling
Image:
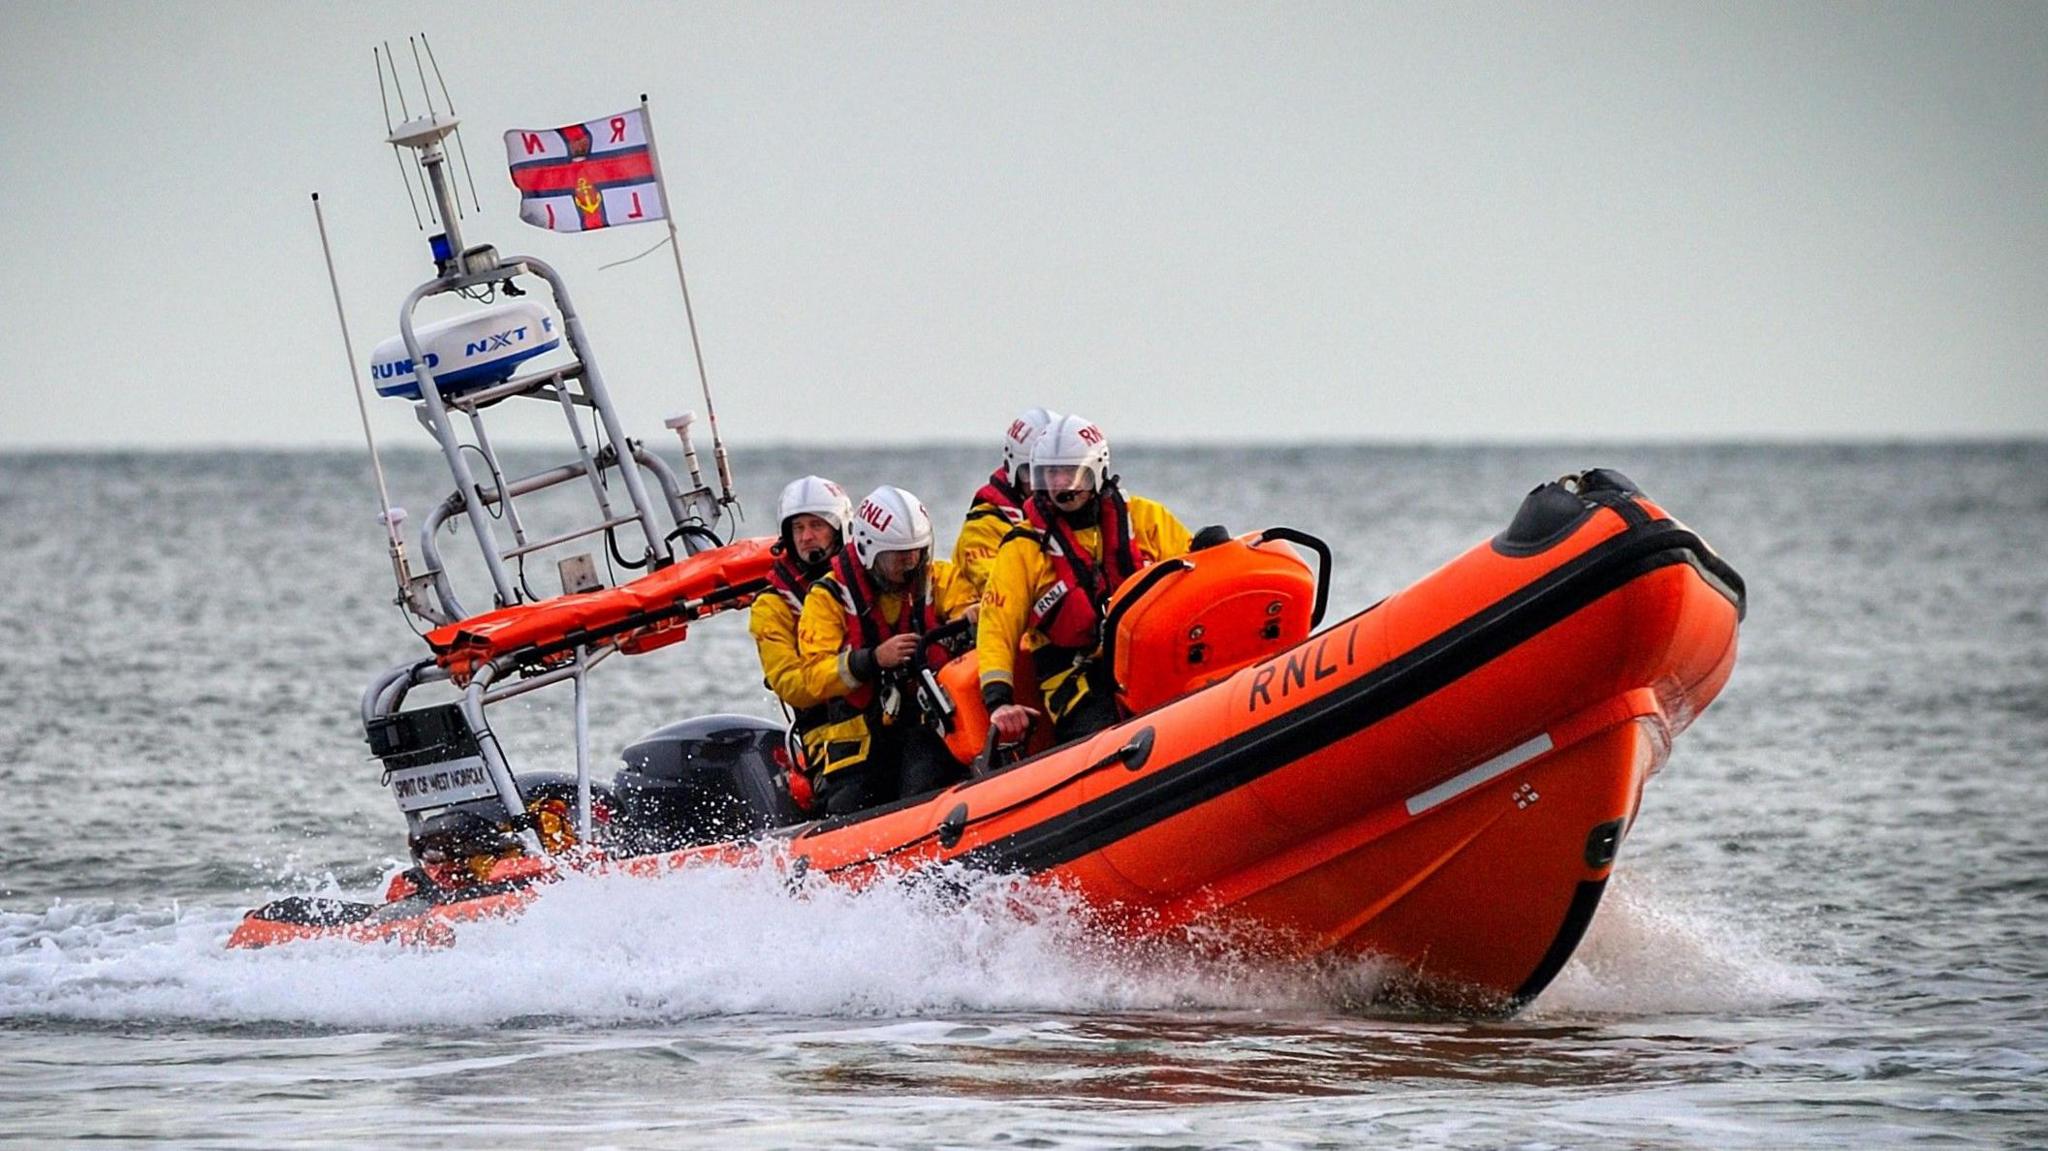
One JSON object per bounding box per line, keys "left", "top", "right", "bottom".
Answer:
{"left": 614, "top": 714, "right": 801, "bottom": 853}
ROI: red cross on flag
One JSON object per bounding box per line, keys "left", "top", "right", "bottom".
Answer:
{"left": 503, "top": 108, "right": 666, "bottom": 233}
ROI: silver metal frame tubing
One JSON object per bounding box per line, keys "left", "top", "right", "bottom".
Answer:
{"left": 396, "top": 144, "right": 673, "bottom": 610}
{"left": 573, "top": 646, "right": 592, "bottom": 843}
{"left": 400, "top": 280, "right": 520, "bottom": 607}
{"left": 519, "top": 255, "right": 667, "bottom": 564}
{"left": 364, "top": 642, "right": 621, "bottom": 858}
{"left": 461, "top": 659, "right": 546, "bottom": 855}
{"left": 414, "top": 442, "right": 712, "bottom": 620}
{"left": 362, "top": 126, "right": 744, "bottom": 865}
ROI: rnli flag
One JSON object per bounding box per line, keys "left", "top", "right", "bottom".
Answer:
{"left": 503, "top": 108, "right": 666, "bottom": 233}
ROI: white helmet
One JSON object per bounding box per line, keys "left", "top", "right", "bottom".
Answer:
{"left": 1029, "top": 413, "right": 1111, "bottom": 495}
{"left": 1001, "top": 407, "right": 1063, "bottom": 488}
{"left": 777, "top": 475, "right": 852, "bottom": 537}
{"left": 850, "top": 486, "right": 935, "bottom": 568}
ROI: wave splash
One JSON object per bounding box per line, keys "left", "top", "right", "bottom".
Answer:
{"left": 0, "top": 860, "right": 1818, "bottom": 1028}
{"left": 0, "top": 860, "right": 1376, "bottom": 1028}
{"left": 1529, "top": 870, "right": 1826, "bottom": 1018}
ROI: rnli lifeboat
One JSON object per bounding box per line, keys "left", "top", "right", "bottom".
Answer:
{"left": 254, "top": 79, "right": 1742, "bottom": 1009}
{"left": 230, "top": 467, "right": 1742, "bottom": 1011}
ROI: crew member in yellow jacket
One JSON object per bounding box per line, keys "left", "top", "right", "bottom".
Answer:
{"left": 797, "top": 486, "right": 979, "bottom": 816}
{"left": 951, "top": 407, "right": 1060, "bottom": 592}
{"left": 749, "top": 475, "right": 854, "bottom": 808}
{"left": 978, "top": 415, "right": 1192, "bottom": 747}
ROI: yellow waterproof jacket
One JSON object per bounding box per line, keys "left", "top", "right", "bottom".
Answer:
{"left": 976, "top": 493, "right": 1191, "bottom": 716}
{"left": 749, "top": 592, "right": 830, "bottom": 712}
{"left": 952, "top": 504, "right": 1023, "bottom": 593}
{"left": 795, "top": 558, "right": 978, "bottom": 774}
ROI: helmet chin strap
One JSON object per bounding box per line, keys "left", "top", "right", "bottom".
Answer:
{"left": 788, "top": 528, "right": 843, "bottom": 573}
{"left": 1050, "top": 490, "right": 1101, "bottom": 528}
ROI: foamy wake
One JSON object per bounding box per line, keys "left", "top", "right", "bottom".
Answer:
{"left": 0, "top": 859, "right": 1381, "bottom": 1028}
{"left": 0, "top": 858, "right": 1819, "bottom": 1028}
{"left": 1527, "top": 869, "right": 1827, "bottom": 1017}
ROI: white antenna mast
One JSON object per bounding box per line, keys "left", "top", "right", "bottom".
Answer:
{"left": 407, "top": 37, "right": 460, "bottom": 221}
{"left": 420, "top": 34, "right": 483, "bottom": 216}
{"left": 380, "top": 41, "right": 439, "bottom": 226}
{"left": 311, "top": 192, "right": 421, "bottom": 616}
{"left": 324, "top": 33, "right": 493, "bottom": 621}
{"left": 374, "top": 47, "right": 425, "bottom": 230}
{"left": 639, "top": 93, "right": 739, "bottom": 516}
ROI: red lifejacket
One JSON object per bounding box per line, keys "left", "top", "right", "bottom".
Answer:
{"left": 967, "top": 468, "right": 1028, "bottom": 527}
{"left": 1018, "top": 483, "right": 1142, "bottom": 653}
{"left": 766, "top": 547, "right": 823, "bottom": 614}
{"left": 821, "top": 549, "right": 952, "bottom": 711}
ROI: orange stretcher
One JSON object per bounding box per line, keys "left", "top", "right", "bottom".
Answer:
{"left": 423, "top": 537, "right": 776, "bottom": 683}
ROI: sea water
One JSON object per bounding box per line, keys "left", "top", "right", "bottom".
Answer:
{"left": 1, "top": 444, "right": 2042, "bottom": 1148}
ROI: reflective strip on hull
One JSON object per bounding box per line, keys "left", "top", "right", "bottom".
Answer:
{"left": 1405, "top": 733, "right": 1554, "bottom": 816}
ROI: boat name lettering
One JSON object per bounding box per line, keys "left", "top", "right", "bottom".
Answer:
{"left": 390, "top": 762, "right": 490, "bottom": 800}
{"left": 1247, "top": 620, "right": 1362, "bottom": 713}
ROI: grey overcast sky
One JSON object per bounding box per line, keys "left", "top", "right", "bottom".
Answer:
{"left": 1, "top": 1, "right": 2043, "bottom": 448}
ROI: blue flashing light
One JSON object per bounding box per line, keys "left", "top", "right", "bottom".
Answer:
{"left": 428, "top": 233, "right": 453, "bottom": 264}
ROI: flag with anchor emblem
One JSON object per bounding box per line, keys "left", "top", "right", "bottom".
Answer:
{"left": 503, "top": 108, "right": 665, "bottom": 233}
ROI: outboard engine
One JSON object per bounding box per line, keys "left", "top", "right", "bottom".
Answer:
{"left": 613, "top": 714, "right": 802, "bottom": 853}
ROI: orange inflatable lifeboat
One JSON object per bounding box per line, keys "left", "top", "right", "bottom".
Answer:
{"left": 230, "top": 469, "right": 1742, "bottom": 1011}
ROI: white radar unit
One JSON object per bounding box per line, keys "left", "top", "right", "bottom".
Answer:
{"left": 369, "top": 300, "right": 562, "bottom": 400}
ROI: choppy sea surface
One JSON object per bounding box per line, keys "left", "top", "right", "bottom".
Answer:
{"left": 1, "top": 443, "right": 2043, "bottom": 1149}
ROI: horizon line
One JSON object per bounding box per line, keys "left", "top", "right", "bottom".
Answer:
{"left": 3, "top": 432, "right": 2045, "bottom": 456}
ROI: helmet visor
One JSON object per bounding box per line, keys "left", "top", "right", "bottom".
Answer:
{"left": 1032, "top": 462, "right": 1101, "bottom": 495}
{"left": 871, "top": 546, "right": 929, "bottom": 585}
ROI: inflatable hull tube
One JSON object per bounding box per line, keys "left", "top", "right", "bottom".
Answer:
{"left": 231, "top": 481, "right": 1742, "bottom": 1010}
{"left": 774, "top": 489, "right": 1740, "bottom": 1008}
